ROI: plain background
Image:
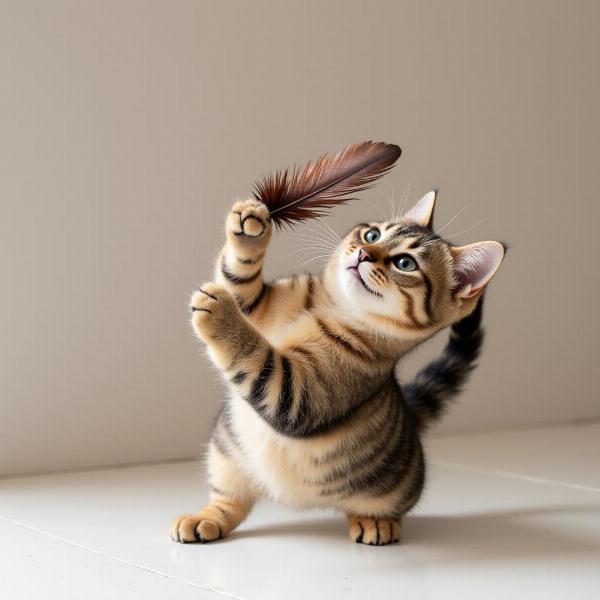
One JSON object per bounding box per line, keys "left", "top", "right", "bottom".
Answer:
{"left": 1, "top": 0, "right": 599, "bottom": 477}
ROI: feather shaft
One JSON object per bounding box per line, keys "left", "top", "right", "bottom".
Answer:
{"left": 253, "top": 141, "right": 401, "bottom": 227}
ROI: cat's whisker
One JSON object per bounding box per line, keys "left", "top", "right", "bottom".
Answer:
{"left": 288, "top": 234, "right": 337, "bottom": 247}
{"left": 379, "top": 182, "right": 397, "bottom": 222}
{"left": 288, "top": 242, "right": 338, "bottom": 255}
{"left": 284, "top": 243, "right": 334, "bottom": 253}
{"left": 284, "top": 244, "right": 335, "bottom": 257}
{"left": 312, "top": 218, "right": 342, "bottom": 243}
{"left": 397, "top": 172, "right": 417, "bottom": 220}
{"left": 283, "top": 244, "right": 336, "bottom": 257}
{"left": 301, "top": 219, "right": 332, "bottom": 236}
{"left": 295, "top": 253, "right": 333, "bottom": 268}
{"left": 434, "top": 205, "right": 469, "bottom": 237}
{"left": 293, "top": 223, "right": 339, "bottom": 244}
{"left": 376, "top": 181, "right": 397, "bottom": 222}
{"left": 284, "top": 237, "right": 337, "bottom": 251}
{"left": 283, "top": 250, "right": 332, "bottom": 261}
{"left": 438, "top": 219, "right": 486, "bottom": 243}
{"left": 289, "top": 229, "right": 339, "bottom": 246}
{"left": 286, "top": 237, "right": 336, "bottom": 248}
{"left": 286, "top": 239, "right": 338, "bottom": 254}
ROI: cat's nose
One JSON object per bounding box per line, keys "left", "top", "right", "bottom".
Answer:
{"left": 358, "top": 248, "right": 374, "bottom": 263}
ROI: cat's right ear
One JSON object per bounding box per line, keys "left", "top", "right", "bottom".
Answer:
{"left": 401, "top": 190, "right": 437, "bottom": 228}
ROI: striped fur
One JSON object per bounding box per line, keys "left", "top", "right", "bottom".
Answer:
{"left": 172, "top": 195, "right": 505, "bottom": 546}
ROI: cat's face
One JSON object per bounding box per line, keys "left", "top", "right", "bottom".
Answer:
{"left": 327, "top": 191, "right": 505, "bottom": 336}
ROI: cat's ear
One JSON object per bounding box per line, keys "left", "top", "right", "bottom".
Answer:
{"left": 451, "top": 241, "right": 506, "bottom": 298}
{"left": 401, "top": 190, "right": 437, "bottom": 228}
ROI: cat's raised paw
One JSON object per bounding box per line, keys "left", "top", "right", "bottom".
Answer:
{"left": 170, "top": 514, "right": 223, "bottom": 544}
{"left": 227, "top": 199, "right": 271, "bottom": 240}
{"left": 190, "top": 283, "right": 239, "bottom": 339}
{"left": 348, "top": 516, "right": 401, "bottom": 546}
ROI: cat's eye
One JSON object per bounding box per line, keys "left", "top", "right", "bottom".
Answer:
{"left": 364, "top": 228, "right": 380, "bottom": 243}
{"left": 392, "top": 254, "right": 418, "bottom": 272}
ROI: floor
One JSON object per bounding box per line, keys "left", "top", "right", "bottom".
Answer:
{"left": 1, "top": 423, "right": 599, "bottom": 600}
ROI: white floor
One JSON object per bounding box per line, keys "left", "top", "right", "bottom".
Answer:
{"left": 1, "top": 423, "right": 599, "bottom": 600}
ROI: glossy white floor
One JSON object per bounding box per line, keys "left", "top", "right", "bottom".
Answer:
{"left": 1, "top": 423, "right": 599, "bottom": 600}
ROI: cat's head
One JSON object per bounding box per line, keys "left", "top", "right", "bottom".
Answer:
{"left": 325, "top": 191, "right": 506, "bottom": 338}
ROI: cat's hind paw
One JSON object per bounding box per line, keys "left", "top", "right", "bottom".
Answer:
{"left": 348, "top": 516, "right": 401, "bottom": 546}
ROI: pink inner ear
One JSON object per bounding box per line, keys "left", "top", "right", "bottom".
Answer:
{"left": 453, "top": 243, "right": 504, "bottom": 295}
{"left": 402, "top": 191, "right": 436, "bottom": 227}
{"left": 453, "top": 268, "right": 471, "bottom": 290}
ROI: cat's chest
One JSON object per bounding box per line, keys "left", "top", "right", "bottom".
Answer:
{"left": 250, "top": 310, "right": 316, "bottom": 350}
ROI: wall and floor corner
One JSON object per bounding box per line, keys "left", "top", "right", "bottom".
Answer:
{"left": 1, "top": 0, "right": 599, "bottom": 477}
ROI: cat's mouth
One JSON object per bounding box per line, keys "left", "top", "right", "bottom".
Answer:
{"left": 347, "top": 266, "right": 382, "bottom": 297}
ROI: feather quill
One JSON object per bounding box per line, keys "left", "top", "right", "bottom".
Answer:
{"left": 253, "top": 141, "right": 402, "bottom": 227}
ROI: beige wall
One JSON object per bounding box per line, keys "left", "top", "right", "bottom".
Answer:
{"left": 1, "top": 0, "right": 599, "bottom": 476}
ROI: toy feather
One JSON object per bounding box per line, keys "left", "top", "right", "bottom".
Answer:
{"left": 253, "top": 141, "right": 402, "bottom": 227}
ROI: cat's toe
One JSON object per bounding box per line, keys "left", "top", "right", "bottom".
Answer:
{"left": 170, "top": 514, "right": 222, "bottom": 544}
{"left": 190, "top": 284, "right": 233, "bottom": 315}
{"left": 196, "top": 519, "right": 222, "bottom": 542}
{"left": 170, "top": 514, "right": 195, "bottom": 543}
{"left": 228, "top": 199, "right": 271, "bottom": 239}
{"left": 348, "top": 517, "right": 400, "bottom": 546}
{"left": 190, "top": 289, "right": 215, "bottom": 313}
{"left": 190, "top": 283, "right": 242, "bottom": 341}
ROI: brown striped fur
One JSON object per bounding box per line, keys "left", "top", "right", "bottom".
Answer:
{"left": 172, "top": 192, "right": 505, "bottom": 545}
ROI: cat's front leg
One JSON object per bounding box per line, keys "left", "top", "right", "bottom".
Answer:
{"left": 191, "top": 282, "right": 321, "bottom": 436}
{"left": 215, "top": 199, "right": 272, "bottom": 315}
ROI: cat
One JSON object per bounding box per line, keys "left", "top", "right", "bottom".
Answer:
{"left": 170, "top": 190, "right": 505, "bottom": 546}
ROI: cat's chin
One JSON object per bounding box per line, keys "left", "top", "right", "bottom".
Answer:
{"left": 336, "top": 265, "right": 380, "bottom": 309}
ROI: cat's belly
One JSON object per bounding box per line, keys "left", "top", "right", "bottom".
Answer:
{"left": 225, "top": 392, "right": 421, "bottom": 517}
{"left": 228, "top": 394, "right": 341, "bottom": 508}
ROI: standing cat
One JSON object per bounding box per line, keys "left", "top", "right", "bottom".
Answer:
{"left": 171, "top": 189, "right": 505, "bottom": 546}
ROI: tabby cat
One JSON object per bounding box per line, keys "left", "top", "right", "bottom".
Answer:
{"left": 170, "top": 190, "right": 505, "bottom": 545}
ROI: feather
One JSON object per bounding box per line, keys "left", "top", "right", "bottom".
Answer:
{"left": 253, "top": 141, "right": 402, "bottom": 227}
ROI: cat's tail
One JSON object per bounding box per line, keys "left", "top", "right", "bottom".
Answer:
{"left": 402, "top": 297, "right": 484, "bottom": 430}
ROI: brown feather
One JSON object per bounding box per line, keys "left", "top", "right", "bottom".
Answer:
{"left": 253, "top": 141, "right": 402, "bottom": 227}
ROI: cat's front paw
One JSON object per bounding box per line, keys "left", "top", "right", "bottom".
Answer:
{"left": 170, "top": 514, "right": 223, "bottom": 544}
{"left": 190, "top": 283, "right": 240, "bottom": 341}
{"left": 227, "top": 199, "right": 271, "bottom": 242}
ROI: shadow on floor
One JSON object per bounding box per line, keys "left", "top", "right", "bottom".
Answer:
{"left": 233, "top": 505, "right": 600, "bottom": 563}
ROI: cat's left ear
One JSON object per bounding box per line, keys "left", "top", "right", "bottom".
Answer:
{"left": 451, "top": 241, "right": 506, "bottom": 299}
{"left": 401, "top": 190, "right": 437, "bottom": 228}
